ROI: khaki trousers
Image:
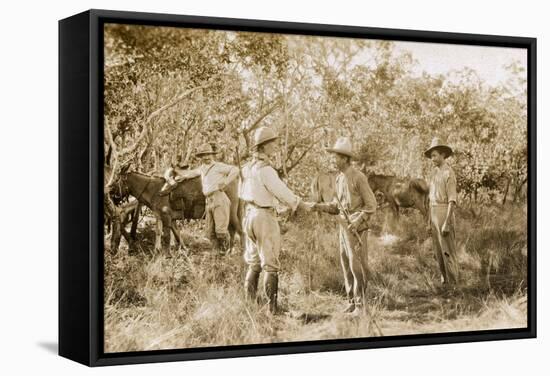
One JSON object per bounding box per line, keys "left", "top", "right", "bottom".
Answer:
{"left": 243, "top": 205, "right": 281, "bottom": 273}
{"left": 338, "top": 222, "right": 369, "bottom": 305}
{"left": 205, "top": 190, "right": 230, "bottom": 239}
{"left": 430, "top": 204, "right": 459, "bottom": 284}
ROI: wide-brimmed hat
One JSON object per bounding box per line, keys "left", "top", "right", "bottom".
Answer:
{"left": 424, "top": 137, "right": 453, "bottom": 158}
{"left": 326, "top": 137, "right": 356, "bottom": 159}
{"left": 195, "top": 143, "right": 219, "bottom": 157}
{"left": 253, "top": 126, "right": 279, "bottom": 148}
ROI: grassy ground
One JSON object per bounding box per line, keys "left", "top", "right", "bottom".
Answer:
{"left": 104, "top": 203, "right": 528, "bottom": 353}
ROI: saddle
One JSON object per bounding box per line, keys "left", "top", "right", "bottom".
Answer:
{"left": 169, "top": 184, "right": 187, "bottom": 210}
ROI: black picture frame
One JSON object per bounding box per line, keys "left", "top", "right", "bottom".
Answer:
{"left": 59, "top": 9, "right": 537, "bottom": 367}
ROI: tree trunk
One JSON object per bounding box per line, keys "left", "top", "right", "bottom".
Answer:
{"left": 130, "top": 203, "right": 141, "bottom": 239}
{"left": 501, "top": 177, "right": 511, "bottom": 205}
{"left": 513, "top": 176, "right": 527, "bottom": 203}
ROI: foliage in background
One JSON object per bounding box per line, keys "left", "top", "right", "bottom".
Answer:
{"left": 104, "top": 25, "right": 527, "bottom": 203}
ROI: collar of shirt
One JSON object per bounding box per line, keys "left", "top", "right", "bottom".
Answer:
{"left": 200, "top": 162, "right": 216, "bottom": 176}
{"left": 435, "top": 161, "right": 449, "bottom": 172}
{"left": 253, "top": 152, "right": 274, "bottom": 166}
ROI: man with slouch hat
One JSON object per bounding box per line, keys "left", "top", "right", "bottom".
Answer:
{"left": 425, "top": 137, "right": 459, "bottom": 287}
{"left": 313, "top": 137, "right": 377, "bottom": 314}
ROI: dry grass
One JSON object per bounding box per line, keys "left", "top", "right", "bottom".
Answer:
{"left": 104, "top": 202, "right": 528, "bottom": 353}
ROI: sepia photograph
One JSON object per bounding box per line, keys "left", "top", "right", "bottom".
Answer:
{"left": 102, "top": 22, "right": 529, "bottom": 353}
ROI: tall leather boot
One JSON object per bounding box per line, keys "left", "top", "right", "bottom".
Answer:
{"left": 244, "top": 265, "right": 261, "bottom": 302}
{"left": 264, "top": 272, "right": 279, "bottom": 315}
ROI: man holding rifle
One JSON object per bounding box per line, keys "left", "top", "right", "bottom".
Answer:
{"left": 313, "top": 137, "right": 377, "bottom": 314}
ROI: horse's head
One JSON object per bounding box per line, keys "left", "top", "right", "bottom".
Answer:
{"left": 367, "top": 173, "right": 395, "bottom": 194}
{"left": 118, "top": 163, "right": 131, "bottom": 184}
{"left": 109, "top": 167, "right": 130, "bottom": 204}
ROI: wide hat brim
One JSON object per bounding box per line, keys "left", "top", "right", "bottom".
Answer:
{"left": 424, "top": 145, "right": 453, "bottom": 158}
{"left": 326, "top": 147, "right": 356, "bottom": 159}
{"left": 253, "top": 135, "right": 279, "bottom": 148}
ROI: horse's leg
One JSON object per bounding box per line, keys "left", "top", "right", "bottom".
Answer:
{"left": 109, "top": 204, "right": 132, "bottom": 254}
{"left": 121, "top": 213, "right": 133, "bottom": 250}
{"left": 130, "top": 202, "right": 141, "bottom": 240}
{"left": 170, "top": 221, "right": 188, "bottom": 253}
{"left": 106, "top": 215, "right": 112, "bottom": 234}
{"left": 110, "top": 216, "right": 122, "bottom": 254}
{"left": 160, "top": 206, "right": 173, "bottom": 252}
{"left": 154, "top": 212, "right": 163, "bottom": 253}
{"left": 389, "top": 202, "right": 399, "bottom": 232}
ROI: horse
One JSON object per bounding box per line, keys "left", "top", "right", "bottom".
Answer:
{"left": 120, "top": 170, "right": 243, "bottom": 253}
{"left": 368, "top": 174, "right": 429, "bottom": 219}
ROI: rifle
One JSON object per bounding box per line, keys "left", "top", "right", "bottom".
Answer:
{"left": 334, "top": 193, "right": 364, "bottom": 246}
{"left": 235, "top": 145, "right": 244, "bottom": 181}
{"left": 334, "top": 192, "right": 382, "bottom": 334}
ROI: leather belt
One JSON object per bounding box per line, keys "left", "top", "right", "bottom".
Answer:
{"left": 244, "top": 201, "right": 275, "bottom": 211}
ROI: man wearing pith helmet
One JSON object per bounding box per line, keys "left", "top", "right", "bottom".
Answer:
{"left": 425, "top": 137, "right": 459, "bottom": 287}
{"left": 313, "top": 137, "right": 377, "bottom": 314}
{"left": 239, "top": 126, "right": 313, "bottom": 314}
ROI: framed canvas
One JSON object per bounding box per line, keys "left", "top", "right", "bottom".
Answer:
{"left": 59, "top": 9, "right": 536, "bottom": 366}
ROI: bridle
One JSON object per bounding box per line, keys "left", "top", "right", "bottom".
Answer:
{"left": 121, "top": 172, "right": 151, "bottom": 203}
{"left": 115, "top": 178, "right": 124, "bottom": 201}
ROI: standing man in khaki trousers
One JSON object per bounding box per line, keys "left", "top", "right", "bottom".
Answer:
{"left": 172, "top": 143, "right": 239, "bottom": 254}
{"left": 239, "top": 126, "right": 312, "bottom": 314}
{"left": 425, "top": 137, "right": 459, "bottom": 287}
{"left": 313, "top": 137, "right": 377, "bottom": 314}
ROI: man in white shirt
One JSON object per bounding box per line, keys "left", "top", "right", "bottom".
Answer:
{"left": 240, "top": 126, "right": 313, "bottom": 314}
{"left": 179, "top": 143, "right": 240, "bottom": 254}
{"left": 424, "top": 137, "right": 459, "bottom": 287}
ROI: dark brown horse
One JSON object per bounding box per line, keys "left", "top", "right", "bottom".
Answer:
{"left": 120, "top": 170, "right": 243, "bottom": 252}
{"left": 368, "top": 174, "right": 429, "bottom": 219}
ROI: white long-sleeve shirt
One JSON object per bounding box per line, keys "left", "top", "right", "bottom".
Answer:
{"left": 179, "top": 162, "right": 239, "bottom": 196}
{"left": 239, "top": 154, "right": 300, "bottom": 211}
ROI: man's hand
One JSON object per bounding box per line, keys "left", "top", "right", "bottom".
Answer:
{"left": 297, "top": 201, "right": 315, "bottom": 213}
{"left": 347, "top": 211, "right": 366, "bottom": 232}
{"left": 441, "top": 221, "right": 451, "bottom": 236}
{"left": 313, "top": 203, "right": 339, "bottom": 215}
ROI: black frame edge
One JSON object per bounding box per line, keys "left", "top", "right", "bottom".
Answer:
{"left": 89, "top": 8, "right": 535, "bottom": 46}
{"left": 527, "top": 38, "right": 536, "bottom": 338}
{"left": 59, "top": 10, "right": 92, "bottom": 366}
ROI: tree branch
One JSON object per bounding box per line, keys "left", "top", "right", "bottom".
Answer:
{"left": 287, "top": 140, "right": 317, "bottom": 173}
{"left": 120, "top": 77, "right": 220, "bottom": 157}
{"left": 243, "top": 98, "right": 282, "bottom": 136}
